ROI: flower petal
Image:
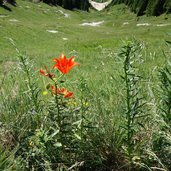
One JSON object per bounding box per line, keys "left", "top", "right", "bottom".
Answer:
{"left": 53, "top": 54, "right": 79, "bottom": 74}
{"left": 40, "top": 68, "right": 45, "bottom": 76}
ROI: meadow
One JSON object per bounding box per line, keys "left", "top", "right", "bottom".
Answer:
{"left": 0, "top": 1, "right": 171, "bottom": 170}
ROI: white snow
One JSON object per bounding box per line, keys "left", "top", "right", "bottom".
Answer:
{"left": 80, "top": 21, "right": 104, "bottom": 27}
{"left": 156, "top": 24, "right": 170, "bottom": 27}
{"left": 59, "top": 10, "right": 69, "bottom": 18}
{"left": 62, "top": 38, "right": 68, "bottom": 40}
{"left": 9, "top": 19, "right": 19, "bottom": 22}
{"left": 123, "top": 22, "right": 129, "bottom": 25}
{"left": 46, "top": 30, "right": 58, "bottom": 33}
{"left": 0, "top": 15, "right": 8, "bottom": 18}
{"left": 136, "top": 23, "right": 170, "bottom": 27}
{"left": 89, "top": 0, "right": 112, "bottom": 11}
{"left": 136, "top": 23, "right": 150, "bottom": 26}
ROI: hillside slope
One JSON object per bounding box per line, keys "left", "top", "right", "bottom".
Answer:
{"left": 0, "top": 1, "right": 170, "bottom": 66}
{"left": 111, "top": 0, "right": 171, "bottom": 16}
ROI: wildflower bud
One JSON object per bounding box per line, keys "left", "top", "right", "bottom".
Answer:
{"left": 59, "top": 80, "right": 65, "bottom": 83}
{"left": 46, "top": 83, "right": 51, "bottom": 90}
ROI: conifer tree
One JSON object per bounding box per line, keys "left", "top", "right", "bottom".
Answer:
{"left": 111, "top": 0, "right": 170, "bottom": 16}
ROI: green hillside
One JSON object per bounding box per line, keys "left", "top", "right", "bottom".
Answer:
{"left": 0, "top": 1, "right": 171, "bottom": 170}
{"left": 0, "top": 1, "right": 170, "bottom": 66}
{"left": 111, "top": 0, "right": 171, "bottom": 16}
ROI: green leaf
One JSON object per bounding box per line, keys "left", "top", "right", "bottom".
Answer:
{"left": 50, "top": 130, "right": 60, "bottom": 138}
{"left": 46, "top": 83, "right": 51, "bottom": 90}
{"left": 54, "top": 142, "right": 62, "bottom": 147}
{"left": 74, "top": 133, "right": 81, "bottom": 140}
{"left": 166, "top": 40, "right": 171, "bottom": 44}
{"left": 166, "top": 32, "right": 171, "bottom": 36}
{"left": 72, "top": 119, "right": 82, "bottom": 126}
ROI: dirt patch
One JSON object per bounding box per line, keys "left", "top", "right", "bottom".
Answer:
{"left": 0, "top": 61, "right": 16, "bottom": 89}
{"left": 0, "top": 14, "right": 9, "bottom": 18}
{"left": 3, "top": 61, "right": 17, "bottom": 73}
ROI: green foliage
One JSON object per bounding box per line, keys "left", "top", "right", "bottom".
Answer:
{"left": 159, "top": 67, "right": 171, "bottom": 127}
{"left": 0, "top": 1, "right": 171, "bottom": 170}
{"left": 42, "top": 0, "right": 90, "bottom": 11}
{"left": 151, "top": 56, "right": 171, "bottom": 171}
{"left": 94, "top": 0, "right": 108, "bottom": 2}
{"left": 146, "top": 0, "right": 165, "bottom": 16}
{"left": 136, "top": 0, "right": 148, "bottom": 16}
{"left": 164, "top": 0, "right": 171, "bottom": 13}
{"left": 111, "top": 0, "right": 171, "bottom": 16}
{"left": 0, "top": 147, "right": 23, "bottom": 171}
{"left": 1, "top": 41, "right": 171, "bottom": 170}
{"left": 0, "top": 51, "right": 98, "bottom": 170}
{"left": 119, "top": 41, "right": 145, "bottom": 162}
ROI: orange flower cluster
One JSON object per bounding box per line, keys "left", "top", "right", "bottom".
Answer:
{"left": 40, "top": 53, "right": 79, "bottom": 98}
{"left": 53, "top": 54, "right": 79, "bottom": 74}
{"left": 51, "top": 86, "right": 73, "bottom": 98}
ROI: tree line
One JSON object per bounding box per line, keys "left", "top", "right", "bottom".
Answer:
{"left": 1, "top": 0, "right": 171, "bottom": 16}
{"left": 42, "top": 0, "right": 90, "bottom": 11}
{"left": 0, "top": 0, "right": 90, "bottom": 11}
{"left": 111, "top": 0, "right": 171, "bottom": 16}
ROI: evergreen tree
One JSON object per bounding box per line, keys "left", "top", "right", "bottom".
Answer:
{"left": 164, "top": 0, "right": 171, "bottom": 13}
{"left": 42, "top": 0, "right": 89, "bottom": 11}
{"left": 111, "top": 0, "right": 170, "bottom": 16}
{"left": 131, "top": 0, "right": 140, "bottom": 13}
{"left": 0, "top": 0, "right": 3, "bottom": 6}
{"left": 136, "top": 0, "right": 148, "bottom": 16}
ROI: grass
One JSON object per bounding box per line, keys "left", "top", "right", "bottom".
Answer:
{"left": 0, "top": 2, "right": 170, "bottom": 92}
{"left": 0, "top": 1, "right": 171, "bottom": 170}
{"left": 0, "top": 2, "right": 170, "bottom": 60}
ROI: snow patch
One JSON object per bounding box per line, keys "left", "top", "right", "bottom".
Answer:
{"left": 136, "top": 23, "right": 170, "bottom": 27}
{"left": 59, "top": 10, "right": 69, "bottom": 18}
{"left": 62, "top": 38, "right": 68, "bottom": 40}
{"left": 0, "top": 14, "right": 8, "bottom": 18}
{"left": 46, "top": 30, "right": 58, "bottom": 33}
{"left": 156, "top": 24, "right": 170, "bottom": 27}
{"left": 80, "top": 21, "right": 104, "bottom": 27}
{"left": 89, "top": 0, "right": 112, "bottom": 11}
{"left": 123, "top": 22, "right": 129, "bottom": 25}
{"left": 136, "top": 23, "right": 150, "bottom": 26}
{"left": 9, "top": 19, "right": 19, "bottom": 22}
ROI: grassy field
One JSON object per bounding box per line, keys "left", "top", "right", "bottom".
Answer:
{"left": 0, "top": 1, "right": 170, "bottom": 66}
{"left": 0, "top": 1, "right": 170, "bottom": 91}
{"left": 0, "top": 1, "right": 171, "bottom": 170}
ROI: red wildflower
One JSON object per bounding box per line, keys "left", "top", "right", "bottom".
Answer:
{"left": 39, "top": 67, "right": 54, "bottom": 80}
{"left": 53, "top": 54, "right": 79, "bottom": 74}
{"left": 51, "top": 85, "right": 73, "bottom": 98}
{"left": 59, "top": 87, "right": 73, "bottom": 98}
{"left": 51, "top": 85, "right": 60, "bottom": 94}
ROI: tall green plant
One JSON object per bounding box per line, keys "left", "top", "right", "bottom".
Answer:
{"left": 119, "top": 41, "right": 146, "bottom": 164}
{"left": 159, "top": 41, "right": 171, "bottom": 128}
{"left": 149, "top": 42, "right": 171, "bottom": 171}
{"left": 159, "top": 67, "right": 171, "bottom": 127}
